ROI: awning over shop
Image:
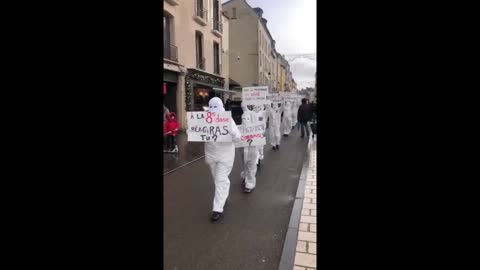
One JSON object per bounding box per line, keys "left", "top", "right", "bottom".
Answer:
{"left": 213, "top": 87, "right": 238, "bottom": 93}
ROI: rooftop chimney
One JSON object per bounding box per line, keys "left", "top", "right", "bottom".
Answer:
{"left": 253, "top": 7, "right": 263, "bottom": 17}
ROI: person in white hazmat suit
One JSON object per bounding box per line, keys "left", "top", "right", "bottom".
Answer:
{"left": 282, "top": 101, "right": 293, "bottom": 136}
{"left": 204, "top": 97, "right": 241, "bottom": 222}
{"left": 239, "top": 104, "right": 260, "bottom": 193}
{"left": 291, "top": 99, "right": 300, "bottom": 130}
{"left": 252, "top": 104, "right": 268, "bottom": 165}
{"left": 267, "top": 102, "right": 283, "bottom": 150}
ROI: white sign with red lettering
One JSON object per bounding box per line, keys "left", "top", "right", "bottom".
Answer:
{"left": 234, "top": 123, "right": 266, "bottom": 148}
{"left": 242, "top": 86, "right": 269, "bottom": 105}
{"left": 187, "top": 111, "right": 233, "bottom": 142}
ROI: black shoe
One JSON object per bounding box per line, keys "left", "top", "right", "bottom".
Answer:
{"left": 301, "top": 136, "right": 304, "bottom": 138}
{"left": 283, "top": 134, "right": 288, "bottom": 137}
{"left": 242, "top": 179, "right": 246, "bottom": 186}
{"left": 211, "top": 211, "right": 223, "bottom": 222}
{"left": 257, "top": 160, "right": 261, "bottom": 166}
{"left": 276, "top": 145, "right": 279, "bottom": 150}
{"left": 243, "top": 188, "right": 253, "bottom": 193}
{"left": 272, "top": 146, "right": 276, "bottom": 150}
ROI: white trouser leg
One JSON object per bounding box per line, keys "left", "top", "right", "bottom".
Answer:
{"left": 208, "top": 162, "right": 233, "bottom": 213}
{"left": 274, "top": 126, "right": 281, "bottom": 145}
{"left": 244, "top": 159, "right": 257, "bottom": 189}
{"left": 258, "top": 146, "right": 264, "bottom": 160}
{"left": 269, "top": 126, "right": 276, "bottom": 147}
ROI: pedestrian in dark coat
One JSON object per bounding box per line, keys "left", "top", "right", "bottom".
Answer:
{"left": 297, "top": 99, "right": 313, "bottom": 138}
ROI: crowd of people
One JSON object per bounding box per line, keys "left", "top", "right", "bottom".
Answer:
{"left": 164, "top": 97, "right": 316, "bottom": 221}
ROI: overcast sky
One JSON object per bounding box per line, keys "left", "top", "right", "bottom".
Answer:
{"left": 222, "top": 0, "right": 316, "bottom": 89}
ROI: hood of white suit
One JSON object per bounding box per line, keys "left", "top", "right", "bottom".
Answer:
{"left": 208, "top": 97, "right": 225, "bottom": 113}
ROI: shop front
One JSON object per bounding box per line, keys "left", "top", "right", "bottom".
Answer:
{"left": 185, "top": 69, "right": 226, "bottom": 112}
{"left": 164, "top": 70, "right": 179, "bottom": 114}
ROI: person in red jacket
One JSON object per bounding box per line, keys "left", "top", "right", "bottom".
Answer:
{"left": 164, "top": 112, "right": 180, "bottom": 153}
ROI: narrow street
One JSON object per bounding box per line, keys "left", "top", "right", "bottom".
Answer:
{"left": 163, "top": 128, "right": 309, "bottom": 270}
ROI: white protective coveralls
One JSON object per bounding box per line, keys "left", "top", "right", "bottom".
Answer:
{"left": 291, "top": 99, "right": 299, "bottom": 130}
{"left": 204, "top": 97, "right": 241, "bottom": 213}
{"left": 252, "top": 104, "right": 267, "bottom": 161}
{"left": 268, "top": 102, "right": 282, "bottom": 147}
{"left": 282, "top": 101, "right": 292, "bottom": 135}
{"left": 239, "top": 105, "right": 260, "bottom": 190}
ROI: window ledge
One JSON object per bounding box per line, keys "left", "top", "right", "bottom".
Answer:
{"left": 164, "top": 58, "right": 180, "bottom": 65}
{"left": 164, "top": 0, "right": 179, "bottom": 6}
{"left": 193, "top": 16, "right": 208, "bottom": 26}
{"left": 211, "top": 29, "right": 222, "bottom": 37}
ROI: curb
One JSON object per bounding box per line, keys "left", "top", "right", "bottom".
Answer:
{"left": 278, "top": 135, "right": 313, "bottom": 270}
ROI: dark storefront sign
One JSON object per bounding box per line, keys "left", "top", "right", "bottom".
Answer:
{"left": 164, "top": 70, "right": 178, "bottom": 83}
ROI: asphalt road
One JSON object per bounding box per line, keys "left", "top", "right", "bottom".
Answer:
{"left": 164, "top": 128, "right": 309, "bottom": 270}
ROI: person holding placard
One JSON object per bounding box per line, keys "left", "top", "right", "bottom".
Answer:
{"left": 239, "top": 104, "right": 259, "bottom": 193}
{"left": 267, "top": 102, "right": 282, "bottom": 150}
{"left": 252, "top": 104, "right": 267, "bottom": 165}
{"left": 205, "top": 97, "right": 241, "bottom": 222}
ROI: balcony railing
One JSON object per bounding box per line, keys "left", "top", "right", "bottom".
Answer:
{"left": 197, "top": 57, "right": 206, "bottom": 70}
{"left": 164, "top": 43, "right": 178, "bottom": 62}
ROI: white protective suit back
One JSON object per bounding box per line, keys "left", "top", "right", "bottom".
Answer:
{"left": 292, "top": 99, "right": 299, "bottom": 126}
{"left": 204, "top": 97, "right": 241, "bottom": 165}
{"left": 240, "top": 105, "right": 259, "bottom": 162}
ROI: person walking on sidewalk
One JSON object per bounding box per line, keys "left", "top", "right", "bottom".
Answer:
{"left": 164, "top": 112, "right": 180, "bottom": 153}
{"left": 297, "top": 98, "right": 313, "bottom": 138}
{"left": 205, "top": 97, "right": 241, "bottom": 222}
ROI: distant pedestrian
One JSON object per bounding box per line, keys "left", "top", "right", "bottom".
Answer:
{"left": 297, "top": 98, "right": 313, "bottom": 138}
{"left": 225, "top": 99, "right": 232, "bottom": 111}
{"left": 164, "top": 112, "right": 180, "bottom": 153}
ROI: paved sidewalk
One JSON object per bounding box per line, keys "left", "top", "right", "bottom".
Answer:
{"left": 293, "top": 138, "right": 317, "bottom": 270}
{"left": 163, "top": 132, "right": 204, "bottom": 174}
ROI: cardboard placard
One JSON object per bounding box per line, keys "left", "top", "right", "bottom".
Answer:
{"left": 187, "top": 111, "right": 233, "bottom": 142}
{"left": 234, "top": 123, "right": 266, "bottom": 148}
{"left": 242, "top": 86, "right": 269, "bottom": 105}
